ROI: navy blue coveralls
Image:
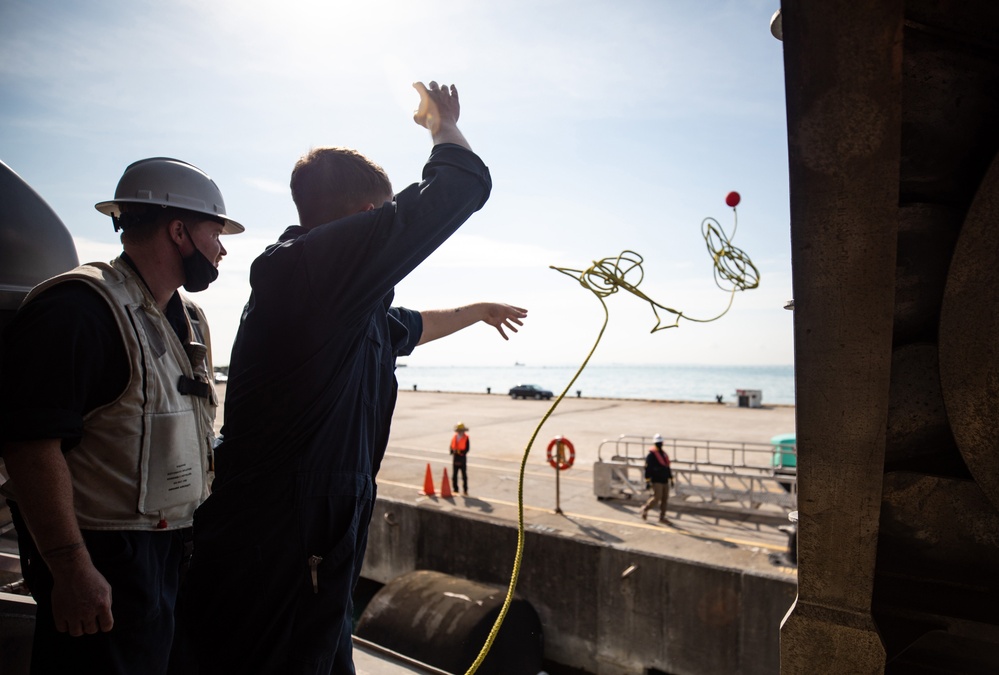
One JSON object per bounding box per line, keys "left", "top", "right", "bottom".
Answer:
{"left": 188, "top": 144, "right": 491, "bottom": 674}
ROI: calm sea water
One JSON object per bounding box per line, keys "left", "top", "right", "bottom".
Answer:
{"left": 395, "top": 364, "right": 795, "bottom": 405}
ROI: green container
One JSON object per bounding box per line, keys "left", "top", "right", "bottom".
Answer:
{"left": 770, "top": 433, "right": 797, "bottom": 469}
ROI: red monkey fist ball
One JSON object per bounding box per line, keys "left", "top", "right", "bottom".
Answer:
{"left": 725, "top": 191, "right": 741, "bottom": 208}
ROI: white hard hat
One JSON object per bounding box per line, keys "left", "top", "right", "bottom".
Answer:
{"left": 653, "top": 434, "right": 663, "bottom": 444}
{"left": 96, "top": 157, "right": 243, "bottom": 234}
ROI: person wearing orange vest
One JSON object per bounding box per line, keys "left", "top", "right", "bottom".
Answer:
{"left": 450, "top": 422, "right": 471, "bottom": 495}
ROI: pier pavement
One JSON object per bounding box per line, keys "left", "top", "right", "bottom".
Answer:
{"left": 215, "top": 387, "right": 799, "bottom": 577}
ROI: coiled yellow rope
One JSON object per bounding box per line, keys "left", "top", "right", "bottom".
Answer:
{"left": 463, "top": 204, "right": 759, "bottom": 675}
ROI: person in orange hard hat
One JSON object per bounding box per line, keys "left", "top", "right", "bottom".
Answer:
{"left": 450, "top": 422, "right": 471, "bottom": 495}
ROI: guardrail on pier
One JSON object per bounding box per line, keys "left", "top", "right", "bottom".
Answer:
{"left": 594, "top": 435, "right": 797, "bottom": 523}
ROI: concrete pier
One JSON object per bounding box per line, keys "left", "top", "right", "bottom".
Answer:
{"left": 366, "top": 390, "right": 798, "bottom": 674}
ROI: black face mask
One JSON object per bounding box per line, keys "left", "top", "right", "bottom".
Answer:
{"left": 180, "top": 227, "right": 219, "bottom": 293}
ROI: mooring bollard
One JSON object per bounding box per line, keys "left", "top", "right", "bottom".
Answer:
{"left": 413, "top": 384, "right": 417, "bottom": 391}
{"left": 487, "top": 387, "right": 491, "bottom": 394}
{"left": 576, "top": 390, "right": 582, "bottom": 398}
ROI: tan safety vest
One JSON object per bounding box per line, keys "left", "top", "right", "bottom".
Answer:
{"left": 20, "top": 258, "right": 218, "bottom": 530}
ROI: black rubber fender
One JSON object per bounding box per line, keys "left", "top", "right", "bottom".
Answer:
{"left": 356, "top": 570, "right": 544, "bottom": 675}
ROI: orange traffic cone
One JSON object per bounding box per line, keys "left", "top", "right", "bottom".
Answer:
{"left": 420, "top": 463, "right": 435, "bottom": 496}
{"left": 440, "top": 468, "right": 453, "bottom": 498}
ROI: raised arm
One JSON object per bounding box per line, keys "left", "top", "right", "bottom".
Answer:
{"left": 418, "top": 303, "right": 527, "bottom": 345}
{"left": 413, "top": 81, "right": 471, "bottom": 150}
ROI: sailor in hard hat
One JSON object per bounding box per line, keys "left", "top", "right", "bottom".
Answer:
{"left": 0, "top": 157, "right": 242, "bottom": 672}
{"left": 450, "top": 422, "right": 471, "bottom": 495}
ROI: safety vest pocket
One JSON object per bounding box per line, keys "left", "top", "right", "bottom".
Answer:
{"left": 138, "top": 410, "right": 205, "bottom": 513}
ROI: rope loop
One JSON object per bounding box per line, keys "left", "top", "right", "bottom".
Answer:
{"left": 701, "top": 213, "right": 759, "bottom": 292}
{"left": 464, "top": 198, "right": 760, "bottom": 675}
{"left": 578, "top": 251, "right": 645, "bottom": 298}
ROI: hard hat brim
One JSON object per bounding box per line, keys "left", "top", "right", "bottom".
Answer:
{"left": 95, "top": 199, "right": 244, "bottom": 234}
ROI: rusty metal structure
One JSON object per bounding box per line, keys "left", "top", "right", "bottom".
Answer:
{"left": 778, "top": 1, "right": 999, "bottom": 672}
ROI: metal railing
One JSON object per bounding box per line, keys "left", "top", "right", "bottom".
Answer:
{"left": 595, "top": 435, "right": 797, "bottom": 521}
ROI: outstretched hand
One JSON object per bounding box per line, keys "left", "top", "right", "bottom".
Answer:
{"left": 412, "top": 80, "right": 470, "bottom": 149}
{"left": 481, "top": 303, "right": 527, "bottom": 340}
{"left": 413, "top": 81, "right": 459, "bottom": 134}
{"left": 417, "top": 303, "right": 528, "bottom": 346}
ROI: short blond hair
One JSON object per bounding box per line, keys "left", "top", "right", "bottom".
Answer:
{"left": 290, "top": 147, "right": 393, "bottom": 229}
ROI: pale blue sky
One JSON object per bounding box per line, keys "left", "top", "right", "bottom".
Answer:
{"left": 1, "top": 0, "right": 792, "bottom": 367}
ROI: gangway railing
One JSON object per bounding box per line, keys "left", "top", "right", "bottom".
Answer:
{"left": 594, "top": 434, "right": 796, "bottom": 524}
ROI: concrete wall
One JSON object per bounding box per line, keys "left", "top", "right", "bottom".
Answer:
{"left": 363, "top": 497, "right": 796, "bottom": 675}
{"left": 779, "top": 1, "right": 999, "bottom": 671}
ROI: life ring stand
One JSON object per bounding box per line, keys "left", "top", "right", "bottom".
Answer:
{"left": 546, "top": 437, "right": 575, "bottom": 471}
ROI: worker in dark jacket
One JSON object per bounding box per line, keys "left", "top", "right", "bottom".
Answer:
{"left": 450, "top": 422, "right": 470, "bottom": 495}
{"left": 641, "top": 433, "right": 675, "bottom": 524}
{"left": 188, "top": 81, "right": 526, "bottom": 674}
